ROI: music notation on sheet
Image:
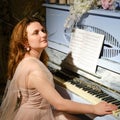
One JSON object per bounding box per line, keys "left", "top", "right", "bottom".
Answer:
{"left": 69, "top": 28, "right": 104, "bottom": 73}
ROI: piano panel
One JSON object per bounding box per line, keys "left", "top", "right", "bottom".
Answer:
{"left": 44, "top": 3, "right": 70, "bottom": 53}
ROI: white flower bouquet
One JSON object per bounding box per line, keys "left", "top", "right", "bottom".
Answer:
{"left": 64, "top": 0, "right": 116, "bottom": 29}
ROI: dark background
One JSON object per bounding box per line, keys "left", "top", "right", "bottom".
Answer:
{"left": 0, "top": 0, "right": 45, "bottom": 98}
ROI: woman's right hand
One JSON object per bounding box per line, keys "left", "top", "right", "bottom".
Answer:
{"left": 93, "top": 101, "right": 118, "bottom": 115}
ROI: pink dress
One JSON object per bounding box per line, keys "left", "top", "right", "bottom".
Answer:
{"left": 14, "top": 88, "right": 81, "bottom": 120}
{"left": 0, "top": 57, "right": 81, "bottom": 120}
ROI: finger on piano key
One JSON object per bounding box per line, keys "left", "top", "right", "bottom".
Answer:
{"left": 53, "top": 70, "right": 120, "bottom": 118}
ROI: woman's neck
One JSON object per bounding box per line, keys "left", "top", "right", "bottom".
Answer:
{"left": 25, "top": 49, "right": 43, "bottom": 59}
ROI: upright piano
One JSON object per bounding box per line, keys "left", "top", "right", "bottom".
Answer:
{"left": 43, "top": 4, "right": 120, "bottom": 120}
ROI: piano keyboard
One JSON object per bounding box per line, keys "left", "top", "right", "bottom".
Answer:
{"left": 52, "top": 70, "right": 120, "bottom": 118}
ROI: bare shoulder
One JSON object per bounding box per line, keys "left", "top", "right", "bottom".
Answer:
{"left": 21, "top": 57, "right": 53, "bottom": 88}
{"left": 22, "top": 57, "right": 43, "bottom": 69}
{"left": 21, "top": 57, "right": 50, "bottom": 75}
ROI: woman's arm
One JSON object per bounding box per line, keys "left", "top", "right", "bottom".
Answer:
{"left": 28, "top": 70, "right": 117, "bottom": 115}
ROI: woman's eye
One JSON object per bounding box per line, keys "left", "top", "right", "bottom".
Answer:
{"left": 33, "top": 30, "right": 39, "bottom": 35}
{"left": 41, "top": 29, "right": 47, "bottom": 33}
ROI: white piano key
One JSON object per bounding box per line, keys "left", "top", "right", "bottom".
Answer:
{"left": 53, "top": 75, "right": 120, "bottom": 119}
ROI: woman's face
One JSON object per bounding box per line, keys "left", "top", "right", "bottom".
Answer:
{"left": 26, "top": 21, "right": 48, "bottom": 51}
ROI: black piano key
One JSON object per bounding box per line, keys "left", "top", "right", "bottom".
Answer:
{"left": 75, "top": 83, "right": 104, "bottom": 97}
{"left": 112, "top": 101, "right": 120, "bottom": 106}
{"left": 82, "top": 87, "right": 103, "bottom": 97}
{"left": 96, "top": 93, "right": 108, "bottom": 98}
{"left": 76, "top": 83, "right": 83, "bottom": 88}
{"left": 102, "top": 96, "right": 115, "bottom": 102}
{"left": 54, "top": 70, "right": 120, "bottom": 108}
{"left": 85, "top": 89, "right": 99, "bottom": 95}
{"left": 92, "top": 89, "right": 101, "bottom": 94}
{"left": 102, "top": 96, "right": 112, "bottom": 100}
{"left": 83, "top": 87, "right": 94, "bottom": 92}
{"left": 82, "top": 87, "right": 91, "bottom": 91}
{"left": 106, "top": 98, "right": 117, "bottom": 103}
{"left": 72, "top": 82, "right": 99, "bottom": 95}
{"left": 75, "top": 83, "right": 85, "bottom": 88}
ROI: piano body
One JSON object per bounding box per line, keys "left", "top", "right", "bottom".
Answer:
{"left": 43, "top": 4, "right": 120, "bottom": 120}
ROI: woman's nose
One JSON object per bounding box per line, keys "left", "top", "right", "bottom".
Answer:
{"left": 41, "top": 32, "right": 47, "bottom": 38}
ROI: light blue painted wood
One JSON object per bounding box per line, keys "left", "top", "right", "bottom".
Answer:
{"left": 43, "top": 4, "right": 120, "bottom": 74}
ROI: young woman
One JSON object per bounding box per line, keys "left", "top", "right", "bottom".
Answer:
{"left": 0, "top": 16, "right": 117, "bottom": 120}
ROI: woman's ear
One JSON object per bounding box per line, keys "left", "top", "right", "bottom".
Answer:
{"left": 24, "top": 40, "right": 31, "bottom": 52}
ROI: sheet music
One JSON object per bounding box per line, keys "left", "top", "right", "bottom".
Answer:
{"left": 69, "top": 28, "right": 104, "bottom": 73}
